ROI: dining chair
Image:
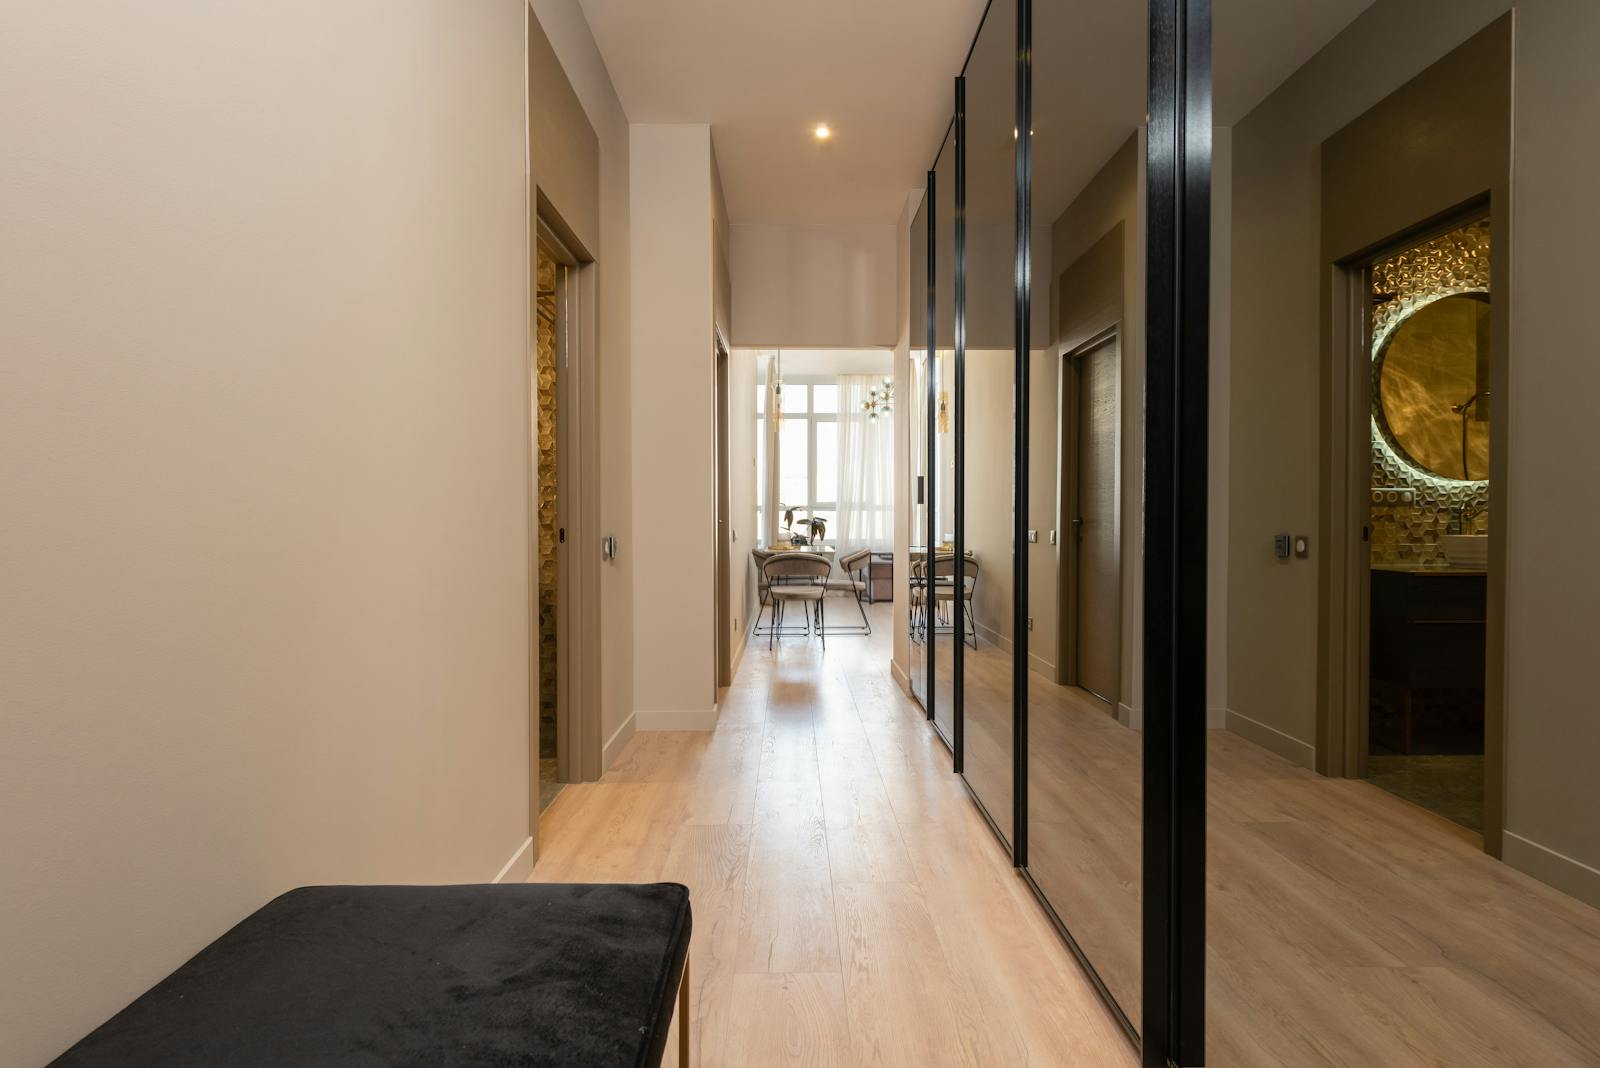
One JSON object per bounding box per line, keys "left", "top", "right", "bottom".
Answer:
{"left": 823, "top": 548, "right": 874, "bottom": 635}
{"left": 761, "top": 552, "right": 832, "bottom": 649}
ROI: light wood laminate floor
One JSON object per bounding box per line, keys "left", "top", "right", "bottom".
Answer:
{"left": 957, "top": 628, "right": 1600, "bottom": 1067}
{"left": 530, "top": 602, "right": 1135, "bottom": 1067}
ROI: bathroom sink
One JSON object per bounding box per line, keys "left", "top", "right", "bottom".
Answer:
{"left": 1441, "top": 534, "right": 1488, "bottom": 569}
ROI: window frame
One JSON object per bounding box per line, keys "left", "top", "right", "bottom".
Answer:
{"left": 758, "top": 375, "right": 839, "bottom": 549}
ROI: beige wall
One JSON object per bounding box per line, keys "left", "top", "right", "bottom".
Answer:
{"left": 528, "top": 0, "right": 637, "bottom": 768}
{"left": 1502, "top": 0, "right": 1600, "bottom": 905}
{"left": 730, "top": 223, "right": 899, "bottom": 347}
{"left": 629, "top": 124, "right": 720, "bottom": 727}
{"left": 0, "top": 2, "right": 531, "bottom": 1064}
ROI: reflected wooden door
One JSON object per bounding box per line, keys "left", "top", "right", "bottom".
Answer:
{"left": 1073, "top": 335, "right": 1119, "bottom": 704}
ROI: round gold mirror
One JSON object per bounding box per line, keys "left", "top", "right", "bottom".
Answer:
{"left": 1374, "top": 292, "right": 1490, "bottom": 482}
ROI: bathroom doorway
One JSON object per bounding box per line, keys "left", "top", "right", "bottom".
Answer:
{"left": 1363, "top": 218, "right": 1492, "bottom": 832}
{"left": 1326, "top": 207, "right": 1506, "bottom": 848}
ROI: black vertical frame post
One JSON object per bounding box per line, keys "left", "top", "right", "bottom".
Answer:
{"left": 925, "top": 166, "right": 939, "bottom": 724}
{"left": 952, "top": 78, "right": 967, "bottom": 774}
{"left": 1011, "top": 0, "right": 1032, "bottom": 869}
{"left": 1143, "top": 0, "right": 1209, "bottom": 1065}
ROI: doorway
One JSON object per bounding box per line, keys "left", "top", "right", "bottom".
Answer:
{"left": 1060, "top": 331, "right": 1121, "bottom": 707}
{"left": 714, "top": 336, "right": 733, "bottom": 690}
{"left": 1359, "top": 216, "right": 1494, "bottom": 834}
{"left": 530, "top": 211, "right": 604, "bottom": 831}
{"left": 1322, "top": 204, "right": 1505, "bottom": 852}
{"left": 534, "top": 226, "right": 575, "bottom": 815}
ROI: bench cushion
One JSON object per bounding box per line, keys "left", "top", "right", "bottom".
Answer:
{"left": 52, "top": 882, "right": 692, "bottom": 1068}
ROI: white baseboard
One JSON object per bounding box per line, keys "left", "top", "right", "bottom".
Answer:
{"left": 1224, "top": 708, "right": 1315, "bottom": 769}
{"left": 493, "top": 836, "right": 534, "bottom": 884}
{"left": 603, "top": 712, "right": 636, "bottom": 769}
{"left": 1028, "top": 651, "right": 1055, "bottom": 679}
{"left": 1117, "top": 702, "right": 1143, "bottom": 730}
{"left": 890, "top": 658, "right": 911, "bottom": 694}
{"left": 636, "top": 706, "right": 719, "bottom": 731}
{"left": 1503, "top": 830, "right": 1600, "bottom": 909}
{"left": 1206, "top": 705, "right": 1226, "bottom": 729}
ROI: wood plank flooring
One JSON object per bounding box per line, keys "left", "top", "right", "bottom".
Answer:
{"left": 535, "top": 597, "right": 1600, "bottom": 1066}
{"left": 531, "top": 603, "right": 1134, "bottom": 1067}
{"left": 955, "top": 624, "right": 1600, "bottom": 1067}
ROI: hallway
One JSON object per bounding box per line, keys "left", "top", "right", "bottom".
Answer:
{"left": 530, "top": 605, "right": 1135, "bottom": 1066}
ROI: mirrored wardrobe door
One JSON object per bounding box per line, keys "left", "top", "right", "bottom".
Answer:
{"left": 1020, "top": 0, "right": 1148, "bottom": 1038}
{"left": 931, "top": 123, "right": 958, "bottom": 746}
{"left": 908, "top": 187, "right": 930, "bottom": 711}
{"left": 957, "top": 0, "right": 1017, "bottom": 846}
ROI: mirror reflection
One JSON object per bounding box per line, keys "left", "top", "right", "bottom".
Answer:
{"left": 957, "top": 0, "right": 1018, "bottom": 845}
{"left": 1020, "top": 0, "right": 1148, "bottom": 1033}
{"left": 908, "top": 189, "right": 929, "bottom": 708}
{"left": 929, "top": 125, "right": 958, "bottom": 743}
{"left": 1375, "top": 292, "right": 1491, "bottom": 482}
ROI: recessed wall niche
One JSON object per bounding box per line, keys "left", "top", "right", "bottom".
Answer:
{"left": 1369, "top": 218, "right": 1491, "bottom": 567}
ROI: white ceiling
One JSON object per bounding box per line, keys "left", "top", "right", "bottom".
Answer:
{"left": 578, "top": 0, "right": 1376, "bottom": 227}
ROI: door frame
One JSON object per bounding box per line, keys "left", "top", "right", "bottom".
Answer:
{"left": 713, "top": 332, "right": 733, "bottom": 691}
{"left": 1057, "top": 327, "right": 1122, "bottom": 708}
{"left": 531, "top": 210, "right": 603, "bottom": 839}
{"left": 1320, "top": 200, "right": 1507, "bottom": 855}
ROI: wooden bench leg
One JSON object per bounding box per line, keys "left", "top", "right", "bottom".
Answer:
{"left": 677, "top": 950, "right": 690, "bottom": 1066}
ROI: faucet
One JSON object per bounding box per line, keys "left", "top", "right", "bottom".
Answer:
{"left": 1450, "top": 390, "right": 1490, "bottom": 480}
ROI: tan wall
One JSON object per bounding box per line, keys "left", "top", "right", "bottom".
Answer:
{"left": 0, "top": 2, "right": 530, "bottom": 1064}
{"left": 730, "top": 223, "right": 899, "bottom": 347}
{"left": 527, "top": 13, "right": 599, "bottom": 249}
{"left": 629, "top": 124, "right": 719, "bottom": 727}
{"left": 528, "top": 0, "right": 637, "bottom": 767}
{"left": 1502, "top": 0, "right": 1600, "bottom": 905}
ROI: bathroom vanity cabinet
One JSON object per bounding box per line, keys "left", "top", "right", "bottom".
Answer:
{"left": 1370, "top": 566, "right": 1487, "bottom": 754}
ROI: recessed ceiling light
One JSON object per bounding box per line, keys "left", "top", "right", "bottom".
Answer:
{"left": 814, "top": 123, "right": 832, "bottom": 141}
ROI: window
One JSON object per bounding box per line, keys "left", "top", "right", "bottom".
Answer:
{"left": 756, "top": 377, "right": 837, "bottom": 547}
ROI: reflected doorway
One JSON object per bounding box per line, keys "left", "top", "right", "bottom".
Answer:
{"left": 1062, "top": 331, "right": 1121, "bottom": 708}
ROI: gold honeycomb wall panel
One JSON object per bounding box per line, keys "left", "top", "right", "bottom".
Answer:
{"left": 1369, "top": 219, "right": 1492, "bottom": 568}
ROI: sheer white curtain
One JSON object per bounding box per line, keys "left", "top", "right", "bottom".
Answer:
{"left": 836, "top": 374, "right": 894, "bottom": 558}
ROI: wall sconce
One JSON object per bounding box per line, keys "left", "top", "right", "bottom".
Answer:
{"left": 937, "top": 390, "right": 949, "bottom": 434}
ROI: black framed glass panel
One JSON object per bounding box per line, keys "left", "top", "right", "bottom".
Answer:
{"left": 930, "top": 124, "right": 958, "bottom": 747}
{"left": 1021, "top": 0, "right": 1149, "bottom": 1039}
{"left": 957, "top": 0, "right": 1017, "bottom": 846}
{"left": 908, "top": 186, "right": 930, "bottom": 713}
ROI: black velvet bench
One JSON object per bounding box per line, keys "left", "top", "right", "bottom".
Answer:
{"left": 51, "top": 883, "right": 693, "bottom": 1068}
